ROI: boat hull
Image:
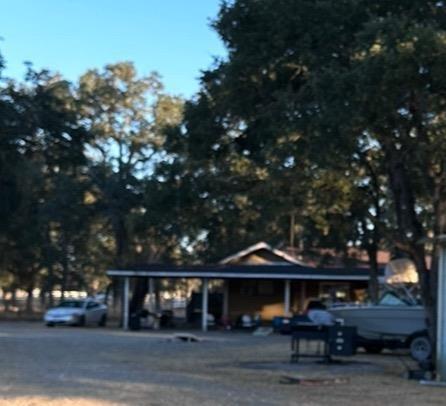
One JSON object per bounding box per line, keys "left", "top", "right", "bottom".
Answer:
{"left": 329, "top": 305, "right": 426, "bottom": 341}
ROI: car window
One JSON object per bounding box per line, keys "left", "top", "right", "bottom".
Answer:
{"left": 379, "top": 292, "right": 410, "bottom": 306}
{"left": 58, "top": 301, "right": 84, "bottom": 308}
{"left": 87, "top": 302, "right": 99, "bottom": 309}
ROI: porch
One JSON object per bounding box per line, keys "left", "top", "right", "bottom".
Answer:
{"left": 107, "top": 264, "right": 372, "bottom": 331}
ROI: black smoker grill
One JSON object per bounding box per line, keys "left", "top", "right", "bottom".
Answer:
{"left": 290, "top": 321, "right": 357, "bottom": 363}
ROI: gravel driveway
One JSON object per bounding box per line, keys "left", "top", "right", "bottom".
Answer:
{"left": 0, "top": 322, "right": 444, "bottom": 405}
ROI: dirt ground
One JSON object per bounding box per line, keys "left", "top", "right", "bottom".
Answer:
{"left": 0, "top": 322, "right": 444, "bottom": 406}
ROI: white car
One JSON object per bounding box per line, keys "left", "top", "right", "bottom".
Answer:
{"left": 44, "top": 299, "right": 107, "bottom": 327}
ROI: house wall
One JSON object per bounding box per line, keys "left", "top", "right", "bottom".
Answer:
{"left": 226, "top": 279, "right": 368, "bottom": 321}
{"left": 227, "top": 279, "right": 284, "bottom": 321}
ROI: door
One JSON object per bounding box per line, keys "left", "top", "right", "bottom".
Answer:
{"left": 85, "top": 301, "right": 102, "bottom": 324}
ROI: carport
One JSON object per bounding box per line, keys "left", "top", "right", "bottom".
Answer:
{"left": 107, "top": 264, "right": 375, "bottom": 331}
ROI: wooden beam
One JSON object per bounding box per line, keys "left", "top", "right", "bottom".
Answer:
{"left": 284, "top": 279, "right": 291, "bottom": 316}
{"left": 223, "top": 280, "right": 229, "bottom": 318}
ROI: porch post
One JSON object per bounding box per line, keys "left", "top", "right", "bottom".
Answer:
{"left": 202, "top": 278, "right": 209, "bottom": 332}
{"left": 123, "top": 277, "right": 130, "bottom": 330}
{"left": 148, "top": 277, "right": 154, "bottom": 313}
{"left": 223, "top": 280, "right": 229, "bottom": 318}
{"left": 284, "top": 279, "right": 291, "bottom": 316}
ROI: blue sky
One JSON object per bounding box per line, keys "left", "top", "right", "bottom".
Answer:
{"left": 0, "top": 0, "right": 226, "bottom": 97}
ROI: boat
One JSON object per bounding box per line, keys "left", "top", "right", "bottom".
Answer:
{"left": 328, "top": 291, "right": 426, "bottom": 341}
{"left": 328, "top": 259, "right": 431, "bottom": 360}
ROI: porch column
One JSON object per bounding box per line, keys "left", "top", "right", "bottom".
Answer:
{"left": 148, "top": 278, "right": 154, "bottom": 313}
{"left": 202, "top": 278, "right": 209, "bottom": 332}
{"left": 123, "top": 277, "right": 130, "bottom": 330}
{"left": 284, "top": 279, "right": 291, "bottom": 316}
{"left": 223, "top": 280, "right": 229, "bottom": 318}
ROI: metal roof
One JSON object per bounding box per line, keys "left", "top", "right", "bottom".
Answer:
{"left": 107, "top": 263, "right": 380, "bottom": 281}
{"left": 218, "top": 241, "right": 308, "bottom": 266}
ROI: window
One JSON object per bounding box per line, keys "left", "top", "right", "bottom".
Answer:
{"left": 58, "top": 301, "right": 83, "bottom": 309}
{"left": 379, "top": 292, "right": 410, "bottom": 306}
{"left": 319, "top": 283, "right": 350, "bottom": 302}
{"left": 87, "top": 302, "right": 99, "bottom": 309}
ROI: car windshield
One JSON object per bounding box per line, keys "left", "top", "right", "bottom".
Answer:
{"left": 58, "top": 301, "right": 84, "bottom": 308}
{"left": 378, "top": 292, "right": 410, "bottom": 306}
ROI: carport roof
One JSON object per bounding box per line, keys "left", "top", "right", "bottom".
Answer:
{"left": 107, "top": 263, "right": 381, "bottom": 281}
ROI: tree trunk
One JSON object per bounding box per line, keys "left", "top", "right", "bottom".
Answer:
{"left": 154, "top": 279, "right": 162, "bottom": 313}
{"left": 366, "top": 246, "right": 379, "bottom": 304}
{"left": 385, "top": 145, "right": 434, "bottom": 337}
{"left": 44, "top": 225, "right": 56, "bottom": 308}
{"left": 61, "top": 241, "right": 69, "bottom": 301}
{"left": 47, "top": 264, "right": 55, "bottom": 308}
{"left": 129, "top": 278, "right": 148, "bottom": 315}
{"left": 40, "top": 288, "right": 46, "bottom": 311}
{"left": 104, "top": 282, "right": 112, "bottom": 307}
{"left": 361, "top": 151, "right": 383, "bottom": 305}
{"left": 111, "top": 279, "right": 121, "bottom": 317}
{"left": 3, "top": 289, "right": 10, "bottom": 312}
{"left": 26, "top": 287, "right": 34, "bottom": 313}
{"left": 114, "top": 216, "right": 128, "bottom": 267}
{"left": 11, "top": 288, "right": 17, "bottom": 308}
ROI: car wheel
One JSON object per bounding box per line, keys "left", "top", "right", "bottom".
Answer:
{"left": 46, "top": 322, "right": 55, "bottom": 327}
{"left": 98, "top": 314, "right": 107, "bottom": 327}
{"left": 409, "top": 334, "right": 432, "bottom": 362}
{"left": 77, "top": 315, "right": 86, "bottom": 327}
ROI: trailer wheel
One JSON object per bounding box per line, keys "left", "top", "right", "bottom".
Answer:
{"left": 409, "top": 333, "right": 432, "bottom": 362}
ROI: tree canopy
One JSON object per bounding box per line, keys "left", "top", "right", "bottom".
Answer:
{"left": 0, "top": 1, "right": 445, "bottom": 324}
{"left": 169, "top": 0, "right": 446, "bottom": 322}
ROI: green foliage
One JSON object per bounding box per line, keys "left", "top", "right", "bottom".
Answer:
{"left": 177, "top": 0, "right": 446, "bottom": 310}
{"left": 0, "top": 65, "right": 92, "bottom": 298}
{"left": 0, "top": 59, "right": 188, "bottom": 300}
{"left": 160, "top": 0, "right": 445, "bottom": 287}
{"left": 1, "top": 1, "right": 446, "bottom": 314}
{"left": 77, "top": 62, "right": 186, "bottom": 266}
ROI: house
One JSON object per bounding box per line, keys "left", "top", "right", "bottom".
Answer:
{"left": 107, "top": 242, "right": 380, "bottom": 331}
{"left": 218, "top": 242, "right": 371, "bottom": 320}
